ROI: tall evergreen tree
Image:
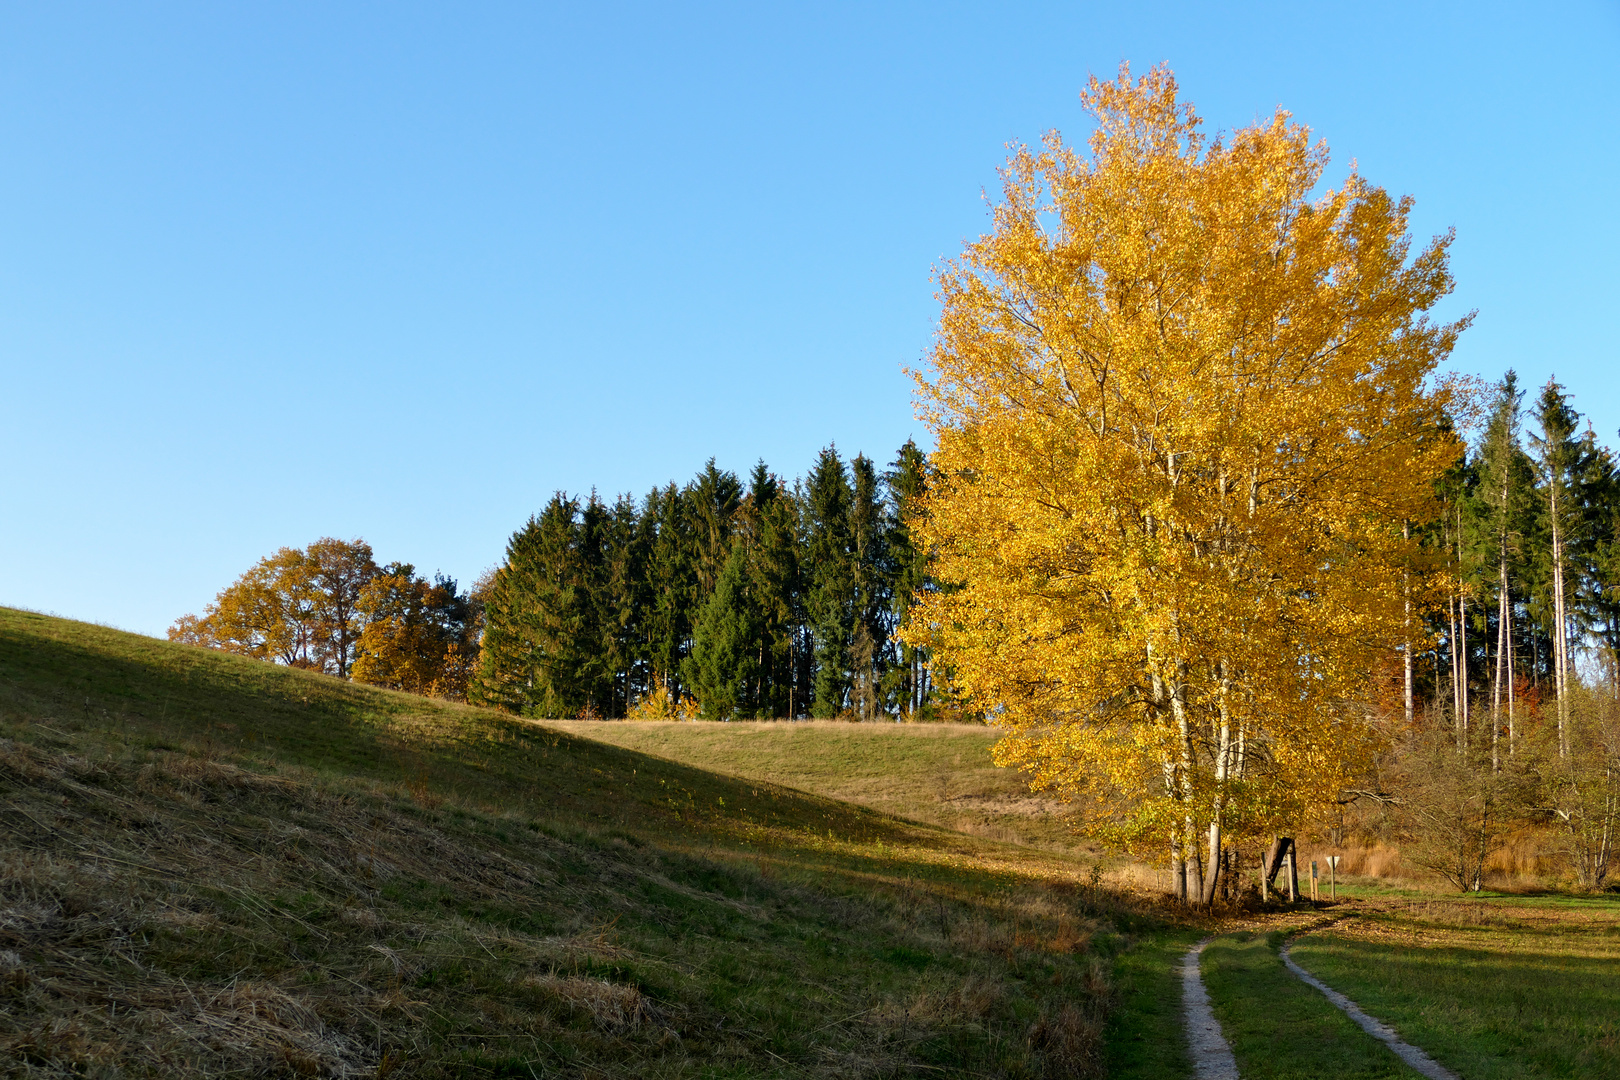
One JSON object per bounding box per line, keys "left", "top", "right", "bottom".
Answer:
{"left": 684, "top": 538, "right": 762, "bottom": 718}
{"left": 886, "top": 439, "right": 934, "bottom": 716}
{"left": 848, "top": 454, "right": 892, "bottom": 719}
{"left": 688, "top": 459, "right": 743, "bottom": 596}
{"left": 1476, "top": 372, "right": 1534, "bottom": 757}
{"left": 1585, "top": 441, "right": 1620, "bottom": 697}
{"left": 473, "top": 494, "right": 606, "bottom": 716}
{"left": 642, "top": 482, "right": 697, "bottom": 700}
{"left": 804, "top": 447, "right": 855, "bottom": 717}
{"left": 744, "top": 461, "right": 801, "bottom": 717}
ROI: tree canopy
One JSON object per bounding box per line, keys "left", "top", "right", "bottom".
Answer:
{"left": 904, "top": 64, "right": 1468, "bottom": 903}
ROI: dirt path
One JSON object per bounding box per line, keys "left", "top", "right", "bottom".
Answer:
{"left": 1280, "top": 940, "right": 1458, "bottom": 1080}
{"left": 1181, "top": 938, "right": 1240, "bottom": 1080}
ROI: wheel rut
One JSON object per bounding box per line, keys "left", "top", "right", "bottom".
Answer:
{"left": 1280, "top": 939, "right": 1458, "bottom": 1080}
{"left": 1181, "top": 938, "right": 1240, "bottom": 1080}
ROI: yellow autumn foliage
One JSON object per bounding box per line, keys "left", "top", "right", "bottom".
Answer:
{"left": 904, "top": 65, "right": 1466, "bottom": 899}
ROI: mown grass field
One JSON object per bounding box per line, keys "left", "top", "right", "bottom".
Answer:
{"left": 1200, "top": 929, "right": 1422, "bottom": 1080}
{"left": 545, "top": 719, "right": 1084, "bottom": 851}
{"left": 1288, "top": 896, "right": 1620, "bottom": 1079}
{"left": 0, "top": 607, "right": 1145, "bottom": 1079}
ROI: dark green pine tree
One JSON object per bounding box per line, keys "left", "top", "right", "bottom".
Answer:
{"left": 804, "top": 447, "right": 855, "bottom": 717}
{"left": 1528, "top": 378, "right": 1592, "bottom": 747}
{"left": 1583, "top": 441, "right": 1620, "bottom": 698}
{"left": 472, "top": 493, "right": 601, "bottom": 717}
{"left": 848, "top": 453, "right": 892, "bottom": 720}
{"left": 594, "top": 492, "right": 647, "bottom": 716}
{"left": 642, "top": 483, "right": 697, "bottom": 700}
{"left": 885, "top": 439, "right": 934, "bottom": 717}
{"left": 684, "top": 538, "right": 762, "bottom": 719}
{"left": 1475, "top": 373, "right": 1536, "bottom": 747}
{"left": 743, "top": 460, "right": 801, "bottom": 717}
{"left": 688, "top": 459, "right": 743, "bottom": 597}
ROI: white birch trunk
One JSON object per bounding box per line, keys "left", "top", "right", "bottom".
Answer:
{"left": 1551, "top": 481, "right": 1569, "bottom": 756}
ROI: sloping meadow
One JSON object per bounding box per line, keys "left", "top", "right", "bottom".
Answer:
{"left": 0, "top": 608, "right": 1122, "bottom": 1079}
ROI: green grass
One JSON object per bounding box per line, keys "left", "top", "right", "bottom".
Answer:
{"left": 1102, "top": 928, "right": 1204, "bottom": 1080}
{"left": 0, "top": 607, "right": 1134, "bottom": 1078}
{"left": 548, "top": 718, "right": 1085, "bottom": 850}
{"left": 1290, "top": 897, "right": 1620, "bottom": 1079}
{"left": 1199, "top": 931, "right": 1423, "bottom": 1079}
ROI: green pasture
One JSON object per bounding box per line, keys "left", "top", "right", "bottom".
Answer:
{"left": 1289, "top": 897, "right": 1620, "bottom": 1079}
{"left": 549, "top": 717, "right": 1084, "bottom": 849}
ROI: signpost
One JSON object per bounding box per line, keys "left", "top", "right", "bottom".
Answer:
{"left": 1329, "top": 855, "right": 1340, "bottom": 901}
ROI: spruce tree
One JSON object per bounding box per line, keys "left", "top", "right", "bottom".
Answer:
{"left": 805, "top": 447, "right": 855, "bottom": 717}
{"left": 684, "top": 539, "right": 761, "bottom": 718}
{"left": 1476, "top": 372, "right": 1534, "bottom": 757}
{"left": 643, "top": 483, "right": 697, "bottom": 700}
{"left": 472, "top": 494, "right": 598, "bottom": 716}
{"left": 1530, "top": 378, "right": 1586, "bottom": 753}
{"left": 848, "top": 453, "right": 892, "bottom": 719}
{"left": 595, "top": 493, "right": 646, "bottom": 716}
{"left": 886, "top": 439, "right": 933, "bottom": 717}
{"left": 744, "top": 461, "right": 801, "bottom": 717}
{"left": 688, "top": 459, "right": 742, "bottom": 596}
{"left": 1584, "top": 442, "right": 1620, "bottom": 697}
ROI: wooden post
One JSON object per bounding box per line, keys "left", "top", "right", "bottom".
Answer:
{"left": 1330, "top": 855, "right": 1339, "bottom": 901}
{"left": 1286, "top": 850, "right": 1298, "bottom": 902}
{"left": 1311, "top": 860, "right": 1319, "bottom": 902}
{"left": 1260, "top": 855, "right": 1269, "bottom": 902}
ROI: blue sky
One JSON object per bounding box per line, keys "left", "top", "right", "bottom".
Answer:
{"left": 3, "top": 1, "right": 1616, "bottom": 637}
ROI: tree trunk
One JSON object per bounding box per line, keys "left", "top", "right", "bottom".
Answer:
{"left": 1493, "top": 548, "right": 1507, "bottom": 771}
{"left": 1458, "top": 592, "right": 1470, "bottom": 744}
{"left": 1403, "top": 520, "right": 1415, "bottom": 725}
{"left": 1548, "top": 485, "right": 1561, "bottom": 757}
{"left": 1456, "top": 507, "right": 1469, "bottom": 747}
{"left": 1201, "top": 668, "right": 1234, "bottom": 906}
{"left": 1202, "top": 820, "right": 1223, "bottom": 905}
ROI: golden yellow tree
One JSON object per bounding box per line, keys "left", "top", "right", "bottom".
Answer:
{"left": 905, "top": 65, "right": 1467, "bottom": 903}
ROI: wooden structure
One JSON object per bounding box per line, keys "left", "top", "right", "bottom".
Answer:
{"left": 1262, "top": 836, "right": 1299, "bottom": 902}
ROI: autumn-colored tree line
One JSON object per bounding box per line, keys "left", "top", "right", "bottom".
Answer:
{"left": 172, "top": 442, "right": 937, "bottom": 721}
{"left": 170, "top": 538, "right": 480, "bottom": 697}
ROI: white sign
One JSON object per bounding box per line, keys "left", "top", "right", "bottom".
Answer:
{"left": 1329, "top": 855, "right": 1341, "bottom": 869}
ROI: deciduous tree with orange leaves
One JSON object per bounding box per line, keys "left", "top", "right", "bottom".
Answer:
{"left": 904, "top": 65, "right": 1467, "bottom": 904}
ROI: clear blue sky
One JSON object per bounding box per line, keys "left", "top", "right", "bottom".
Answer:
{"left": 3, "top": 2, "right": 1616, "bottom": 637}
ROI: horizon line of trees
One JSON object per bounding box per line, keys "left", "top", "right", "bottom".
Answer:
{"left": 167, "top": 440, "right": 945, "bottom": 722}
{"left": 471, "top": 441, "right": 939, "bottom": 720}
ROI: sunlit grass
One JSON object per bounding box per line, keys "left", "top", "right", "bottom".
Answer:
{"left": 548, "top": 717, "right": 1088, "bottom": 850}
{"left": 1201, "top": 932, "right": 1422, "bottom": 1079}
{"left": 1290, "top": 897, "right": 1620, "bottom": 1079}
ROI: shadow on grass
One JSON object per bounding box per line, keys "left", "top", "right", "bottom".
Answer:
{"left": 1291, "top": 928, "right": 1620, "bottom": 1080}
{"left": 1200, "top": 931, "right": 1423, "bottom": 1080}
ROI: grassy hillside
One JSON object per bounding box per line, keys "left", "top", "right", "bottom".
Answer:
{"left": 0, "top": 608, "right": 1138, "bottom": 1079}
{"left": 545, "top": 720, "right": 1083, "bottom": 850}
